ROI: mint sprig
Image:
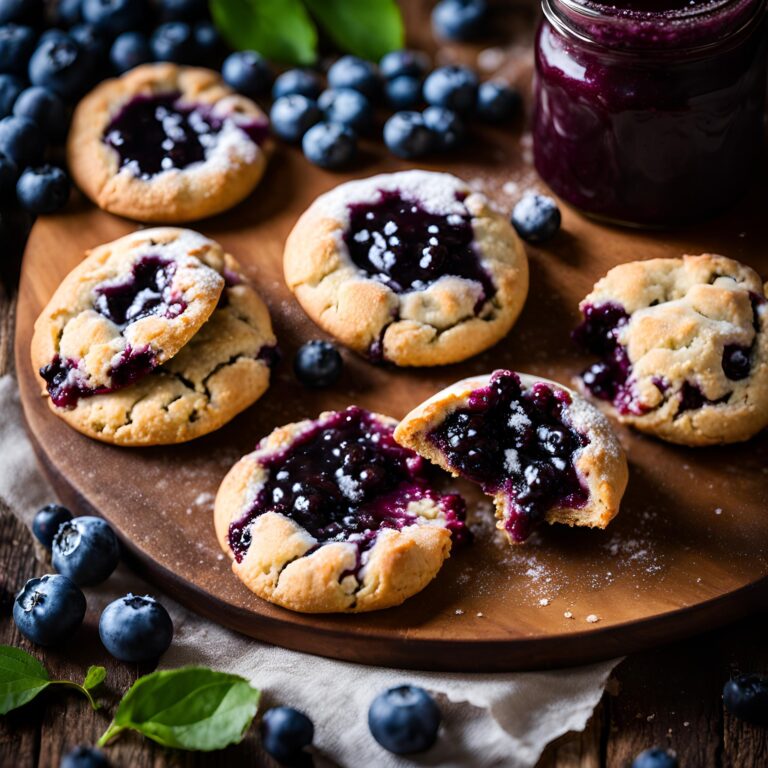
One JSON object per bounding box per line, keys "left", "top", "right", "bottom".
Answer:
{"left": 98, "top": 667, "right": 261, "bottom": 751}
{"left": 209, "top": 0, "right": 404, "bottom": 65}
{"left": 0, "top": 645, "right": 105, "bottom": 714}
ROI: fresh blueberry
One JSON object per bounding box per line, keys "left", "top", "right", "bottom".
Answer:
{"left": 60, "top": 745, "right": 110, "bottom": 768}
{"left": 327, "top": 55, "right": 379, "bottom": 99}
{"left": 17, "top": 165, "right": 71, "bottom": 214}
{"left": 0, "top": 0, "right": 43, "bottom": 25}
{"left": 432, "top": 0, "right": 488, "bottom": 41}
{"left": 477, "top": 80, "right": 522, "bottom": 122}
{"left": 423, "top": 65, "right": 478, "bottom": 112}
{"left": 28, "top": 35, "right": 93, "bottom": 99}
{"left": 0, "top": 150, "right": 17, "bottom": 197}
{"left": 32, "top": 503, "right": 73, "bottom": 549}
{"left": 384, "top": 76, "right": 422, "bottom": 109}
{"left": 368, "top": 685, "right": 441, "bottom": 754}
{"left": 193, "top": 21, "right": 223, "bottom": 66}
{"left": 631, "top": 747, "right": 679, "bottom": 768}
{"left": 723, "top": 673, "right": 768, "bottom": 725}
{"left": 0, "top": 116, "right": 43, "bottom": 167}
{"left": 158, "top": 0, "right": 207, "bottom": 22}
{"left": 109, "top": 32, "right": 152, "bottom": 74}
{"left": 270, "top": 94, "right": 321, "bottom": 143}
{"left": 423, "top": 105, "right": 465, "bottom": 151}
{"left": 294, "top": 340, "right": 342, "bottom": 388}
{"left": 13, "top": 574, "right": 86, "bottom": 646}
{"left": 383, "top": 111, "right": 433, "bottom": 159}
{"left": 38, "top": 28, "right": 71, "bottom": 47}
{"left": 0, "top": 74, "right": 23, "bottom": 118}
{"left": 222, "top": 50, "right": 273, "bottom": 98}
{"left": 317, "top": 88, "right": 372, "bottom": 133}
{"left": 82, "top": 0, "right": 146, "bottom": 36}
{"left": 52, "top": 0, "right": 84, "bottom": 27}
{"left": 151, "top": 22, "right": 194, "bottom": 64}
{"left": 0, "top": 24, "right": 37, "bottom": 75}
{"left": 99, "top": 594, "right": 174, "bottom": 662}
{"left": 52, "top": 516, "right": 120, "bottom": 586}
{"left": 273, "top": 68, "right": 323, "bottom": 100}
{"left": 511, "top": 193, "right": 562, "bottom": 244}
{"left": 260, "top": 707, "right": 314, "bottom": 764}
{"left": 379, "top": 49, "right": 430, "bottom": 81}
{"left": 13, "top": 87, "right": 67, "bottom": 138}
{"left": 69, "top": 24, "right": 108, "bottom": 66}
{"left": 301, "top": 121, "right": 356, "bottom": 170}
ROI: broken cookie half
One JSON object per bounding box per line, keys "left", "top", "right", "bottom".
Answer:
{"left": 395, "top": 370, "right": 628, "bottom": 543}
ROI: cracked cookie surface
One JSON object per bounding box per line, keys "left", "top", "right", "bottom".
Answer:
{"left": 32, "top": 228, "right": 277, "bottom": 446}
{"left": 395, "top": 371, "right": 628, "bottom": 543}
{"left": 284, "top": 170, "right": 528, "bottom": 366}
{"left": 214, "top": 407, "right": 468, "bottom": 613}
{"left": 573, "top": 254, "right": 768, "bottom": 446}
{"left": 67, "top": 63, "right": 271, "bottom": 223}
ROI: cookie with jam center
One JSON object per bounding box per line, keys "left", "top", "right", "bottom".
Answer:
{"left": 395, "top": 370, "right": 628, "bottom": 543}
{"left": 31, "top": 228, "right": 278, "bottom": 446}
{"left": 573, "top": 254, "right": 768, "bottom": 445}
{"left": 214, "top": 407, "right": 469, "bottom": 613}
{"left": 67, "top": 63, "right": 271, "bottom": 223}
{"left": 284, "top": 170, "right": 529, "bottom": 366}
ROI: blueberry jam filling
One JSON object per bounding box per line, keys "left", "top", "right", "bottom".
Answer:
{"left": 228, "top": 407, "right": 467, "bottom": 571}
{"left": 572, "top": 302, "right": 645, "bottom": 415}
{"left": 103, "top": 92, "right": 268, "bottom": 178}
{"left": 428, "top": 370, "right": 589, "bottom": 543}
{"left": 256, "top": 344, "right": 281, "bottom": 369}
{"left": 343, "top": 190, "right": 496, "bottom": 305}
{"left": 93, "top": 255, "right": 186, "bottom": 327}
{"left": 677, "top": 382, "right": 730, "bottom": 415}
{"left": 40, "top": 346, "right": 156, "bottom": 408}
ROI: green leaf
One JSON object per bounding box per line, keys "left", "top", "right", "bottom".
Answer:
{"left": 98, "top": 667, "right": 260, "bottom": 751}
{"left": 210, "top": 0, "right": 317, "bottom": 65}
{"left": 83, "top": 666, "right": 107, "bottom": 692}
{"left": 303, "top": 0, "right": 404, "bottom": 61}
{"left": 0, "top": 645, "right": 51, "bottom": 715}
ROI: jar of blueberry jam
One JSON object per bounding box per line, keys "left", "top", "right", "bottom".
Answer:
{"left": 532, "top": 0, "right": 767, "bottom": 226}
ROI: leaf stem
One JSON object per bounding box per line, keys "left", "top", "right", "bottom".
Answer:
{"left": 97, "top": 721, "right": 124, "bottom": 748}
{"left": 50, "top": 680, "right": 99, "bottom": 710}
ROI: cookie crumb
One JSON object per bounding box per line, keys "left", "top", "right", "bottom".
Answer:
{"left": 715, "top": 507, "right": 723, "bottom": 515}
{"left": 646, "top": 714, "right": 655, "bottom": 722}
{"left": 476, "top": 612, "right": 485, "bottom": 618}
{"left": 586, "top": 614, "right": 600, "bottom": 623}
{"left": 455, "top": 609, "right": 465, "bottom": 616}
{"left": 563, "top": 611, "right": 574, "bottom": 619}
{"left": 683, "top": 721, "right": 690, "bottom": 727}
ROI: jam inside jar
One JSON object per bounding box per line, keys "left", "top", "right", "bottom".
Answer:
{"left": 533, "top": 0, "right": 767, "bottom": 226}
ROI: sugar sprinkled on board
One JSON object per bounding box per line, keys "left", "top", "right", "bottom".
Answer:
{"left": 586, "top": 614, "right": 600, "bottom": 624}
{"left": 564, "top": 611, "right": 574, "bottom": 619}
{"left": 539, "top": 597, "right": 550, "bottom": 607}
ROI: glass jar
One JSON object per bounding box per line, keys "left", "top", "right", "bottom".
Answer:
{"left": 532, "top": 0, "right": 767, "bottom": 226}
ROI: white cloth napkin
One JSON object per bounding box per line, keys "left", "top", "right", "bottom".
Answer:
{"left": 0, "top": 374, "right": 619, "bottom": 767}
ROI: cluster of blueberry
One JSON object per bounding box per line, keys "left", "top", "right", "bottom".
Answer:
{"left": 0, "top": 0, "right": 223, "bottom": 217}
{"left": 228, "top": 48, "right": 523, "bottom": 170}
{"left": 14, "top": 503, "right": 173, "bottom": 663}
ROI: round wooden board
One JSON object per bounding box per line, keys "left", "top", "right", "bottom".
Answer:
{"left": 12, "top": 2, "right": 768, "bottom": 668}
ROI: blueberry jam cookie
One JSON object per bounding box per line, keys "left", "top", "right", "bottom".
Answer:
{"left": 67, "top": 63, "right": 271, "bottom": 223}
{"left": 395, "top": 371, "right": 627, "bottom": 543}
{"left": 32, "top": 228, "right": 277, "bottom": 445}
{"left": 284, "top": 171, "right": 528, "bottom": 366}
{"left": 573, "top": 255, "right": 768, "bottom": 446}
{"left": 214, "top": 407, "right": 468, "bottom": 613}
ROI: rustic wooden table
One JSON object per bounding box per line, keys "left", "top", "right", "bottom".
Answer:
{"left": 2, "top": 250, "right": 767, "bottom": 768}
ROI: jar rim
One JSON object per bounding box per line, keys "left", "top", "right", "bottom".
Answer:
{"left": 542, "top": 0, "right": 766, "bottom": 53}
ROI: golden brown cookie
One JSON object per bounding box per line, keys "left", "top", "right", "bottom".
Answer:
{"left": 284, "top": 170, "right": 528, "bottom": 366}
{"left": 214, "top": 407, "right": 468, "bottom": 613}
{"left": 32, "top": 228, "right": 277, "bottom": 446}
{"left": 394, "top": 370, "right": 628, "bottom": 543}
{"left": 573, "top": 254, "right": 768, "bottom": 446}
{"left": 67, "top": 63, "right": 271, "bottom": 223}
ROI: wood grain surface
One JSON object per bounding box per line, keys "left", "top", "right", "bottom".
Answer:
{"left": 12, "top": 2, "right": 768, "bottom": 669}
